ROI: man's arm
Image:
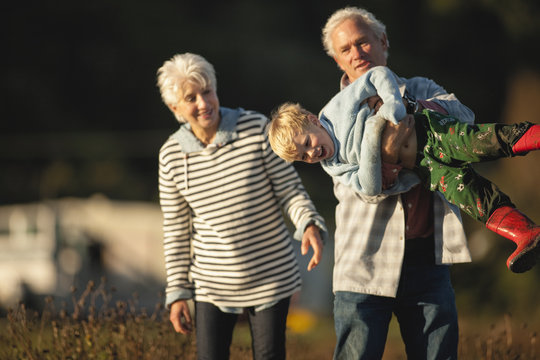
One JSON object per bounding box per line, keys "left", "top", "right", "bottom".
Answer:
{"left": 417, "top": 99, "right": 447, "bottom": 114}
{"left": 407, "top": 76, "right": 475, "bottom": 123}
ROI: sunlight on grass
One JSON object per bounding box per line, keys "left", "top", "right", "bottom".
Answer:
{"left": 2, "top": 279, "right": 540, "bottom": 359}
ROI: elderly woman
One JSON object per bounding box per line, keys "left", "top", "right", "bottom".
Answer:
{"left": 156, "top": 53, "right": 327, "bottom": 360}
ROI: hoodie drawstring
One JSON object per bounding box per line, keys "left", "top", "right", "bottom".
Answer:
{"left": 184, "top": 154, "right": 189, "bottom": 190}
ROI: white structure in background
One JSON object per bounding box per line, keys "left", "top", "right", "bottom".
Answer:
{"left": 0, "top": 203, "right": 56, "bottom": 307}
{"left": 0, "top": 194, "right": 166, "bottom": 309}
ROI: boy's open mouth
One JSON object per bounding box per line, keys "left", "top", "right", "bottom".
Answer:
{"left": 320, "top": 146, "right": 328, "bottom": 159}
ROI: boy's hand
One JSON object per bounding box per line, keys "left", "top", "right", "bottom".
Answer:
{"left": 301, "top": 224, "right": 323, "bottom": 271}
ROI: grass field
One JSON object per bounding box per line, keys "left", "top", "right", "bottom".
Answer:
{"left": 1, "top": 281, "right": 539, "bottom": 359}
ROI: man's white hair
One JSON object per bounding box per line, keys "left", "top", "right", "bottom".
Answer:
{"left": 322, "top": 7, "right": 388, "bottom": 58}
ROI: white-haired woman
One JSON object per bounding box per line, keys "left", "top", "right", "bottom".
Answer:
{"left": 156, "top": 53, "right": 327, "bottom": 360}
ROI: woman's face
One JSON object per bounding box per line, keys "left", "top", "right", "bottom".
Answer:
{"left": 171, "top": 81, "right": 220, "bottom": 139}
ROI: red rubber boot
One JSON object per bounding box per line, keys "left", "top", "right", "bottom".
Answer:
{"left": 512, "top": 124, "right": 540, "bottom": 153}
{"left": 486, "top": 206, "right": 540, "bottom": 273}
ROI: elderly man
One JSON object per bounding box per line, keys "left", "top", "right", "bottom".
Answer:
{"left": 321, "top": 7, "right": 474, "bottom": 360}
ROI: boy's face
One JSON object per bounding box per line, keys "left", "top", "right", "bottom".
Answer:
{"left": 292, "top": 115, "right": 335, "bottom": 163}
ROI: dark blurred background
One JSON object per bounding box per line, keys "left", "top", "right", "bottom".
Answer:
{"left": 2, "top": 0, "right": 540, "bottom": 318}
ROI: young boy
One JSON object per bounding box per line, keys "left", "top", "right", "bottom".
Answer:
{"left": 268, "top": 66, "right": 540, "bottom": 273}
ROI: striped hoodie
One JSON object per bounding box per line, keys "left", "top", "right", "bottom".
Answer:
{"left": 159, "top": 107, "right": 327, "bottom": 308}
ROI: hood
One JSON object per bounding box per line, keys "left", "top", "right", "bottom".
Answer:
{"left": 170, "top": 107, "right": 241, "bottom": 154}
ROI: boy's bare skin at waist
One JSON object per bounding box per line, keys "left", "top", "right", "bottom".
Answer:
{"left": 368, "top": 96, "right": 417, "bottom": 169}
{"left": 383, "top": 117, "right": 417, "bottom": 169}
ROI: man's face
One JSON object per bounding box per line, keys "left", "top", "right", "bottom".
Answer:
{"left": 292, "top": 115, "right": 335, "bottom": 164}
{"left": 331, "top": 18, "right": 388, "bottom": 82}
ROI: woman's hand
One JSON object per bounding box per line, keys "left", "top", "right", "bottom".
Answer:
{"left": 169, "top": 300, "right": 193, "bottom": 334}
{"left": 301, "top": 224, "right": 323, "bottom": 271}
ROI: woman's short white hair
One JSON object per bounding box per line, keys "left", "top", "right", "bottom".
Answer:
{"left": 156, "top": 53, "right": 217, "bottom": 122}
{"left": 322, "top": 7, "right": 388, "bottom": 58}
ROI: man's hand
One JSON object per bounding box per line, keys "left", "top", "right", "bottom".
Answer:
{"left": 301, "top": 224, "right": 323, "bottom": 271}
{"left": 367, "top": 95, "right": 383, "bottom": 112}
{"left": 169, "top": 300, "right": 193, "bottom": 334}
{"left": 381, "top": 115, "right": 415, "bottom": 164}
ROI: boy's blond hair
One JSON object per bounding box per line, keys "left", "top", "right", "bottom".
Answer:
{"left": 268, "top": 103, "right": 313, "bottom": 162}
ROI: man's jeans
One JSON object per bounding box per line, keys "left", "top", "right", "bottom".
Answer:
{"left": 195, "top": 297, "right": 290, "bottom": 360}
{"left": 333, "top": 262, "right": 458, "bottom": 360}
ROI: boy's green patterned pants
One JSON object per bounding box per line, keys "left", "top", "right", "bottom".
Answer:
{"left": 414, "top": 109, "right": 533, "bottom": 223}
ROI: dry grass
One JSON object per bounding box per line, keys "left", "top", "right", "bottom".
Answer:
{"left": 2, "top": 279, "right": 539, "bottom": 359}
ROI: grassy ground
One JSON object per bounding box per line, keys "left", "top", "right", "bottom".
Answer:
{"left": 225, "top": 311, "right": 539, "bottom": 359}
{"left": 2, "top": 282, "right": 539, "bottom": 360}
{"left": 2, "top": 312, "right": 539, "bottom": 359}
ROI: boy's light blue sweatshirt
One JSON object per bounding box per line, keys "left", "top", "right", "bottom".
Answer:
{"left": 319, "top": 66, "right": 474, "bottom": 197}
